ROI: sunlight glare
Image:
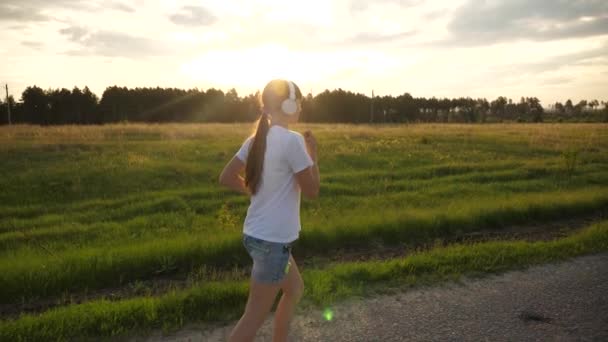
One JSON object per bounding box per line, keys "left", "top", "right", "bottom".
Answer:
{"left": 180, "top": 44, "right": 402, "bottom": 93}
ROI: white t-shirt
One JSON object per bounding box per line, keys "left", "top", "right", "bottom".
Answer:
{"left": 235, "top": 125, "right": 314, "bottom": 243}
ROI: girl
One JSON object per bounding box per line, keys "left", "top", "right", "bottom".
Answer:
{"left": 219, "top": 79, "right": 320, "bottom": 342}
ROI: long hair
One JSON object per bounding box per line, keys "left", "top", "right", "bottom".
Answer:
{"left": 245, "top": 80, "right": 302, "bottom": 195}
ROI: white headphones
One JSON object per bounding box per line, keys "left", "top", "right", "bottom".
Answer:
{"left": 281, "top": 80, "right": 298, "bottom": 115}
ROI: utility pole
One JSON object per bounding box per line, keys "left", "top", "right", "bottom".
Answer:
{"left": 5, "top": 84, "right": 11, "bottom": 125}
{"left": 370, "top": 89, "right": 374, "bottom": 123}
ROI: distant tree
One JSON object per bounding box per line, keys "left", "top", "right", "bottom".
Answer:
{"left": 588, "top": 99, "right": 599, "bottom": 111}
{"left": 0, "top": 96, "right": 16, "bottom": 124}
{"left": 223, "top": 88, "right": 244, "bottom": 122}
{"left": 477, "top": 98, "right": 490, "bottom": 123}
{"left": 573, "top": 100, "right": 587, "bottom": 115}
{"left": 490, "top": 96, "right": 508, "bottom": 121}
{"left": 564, "top": 99, "right": 574, "bottom": 115}
{"left": 70, "top": 87, "right": 84, "bottom": 123}
{"left": 48, "top": 88, "right": 72, "bottom": 124}
{"left": 21, "top": 86, "right": 50, "bottom": 124}
{"left": 24, "top": 83, "right": 608, "bottom": 124}
{"left": 310, "top": 89, "right": 369, "bottom": 123}
{"left": 300, "top": 92, "right": 313, "bottom": 122}
{"left": 577, "top": 100, "right": 588, "bottom": 109}
{"left": 396, "top": 93, "right": 417, "bottom": 122}
{"left": 99, "top": 86, "right": 122, "bottom": 123}
{"left": 527, "top": 97, "right": 544, "bottom": 122}
{"left": 80, "top": 86, "right": 99, "bottom": 123}
{"left": 203, "top": 88, "right": 225, "bottom": 122}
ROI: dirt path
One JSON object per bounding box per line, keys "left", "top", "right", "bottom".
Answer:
{"left": 134, "top": 252, "right": 608, "bottom": 342}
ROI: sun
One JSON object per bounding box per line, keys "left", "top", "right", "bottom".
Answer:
{"left": 181, "top": 44, "right": 310, "bottom": 91}
{"left": 180, "top": 40, "right": 401, "bottom": 95}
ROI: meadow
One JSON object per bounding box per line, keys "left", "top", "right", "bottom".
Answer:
{"left": 0, "top": 123, "right": 607, "bottom": 341}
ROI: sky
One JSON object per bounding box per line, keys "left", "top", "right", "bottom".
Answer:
{"left": 1, "top": 0, "right": 607, "bottom": 106}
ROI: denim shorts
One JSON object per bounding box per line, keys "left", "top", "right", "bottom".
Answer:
{"left": 242, "top": 234, "right": 293, "bottom": 284}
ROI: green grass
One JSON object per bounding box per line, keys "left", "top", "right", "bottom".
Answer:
{"left": 1, "top": 188, "right": 607, "bottom": 304}
{"left": 1, "top": 219, "right": 607, "bottom": 342}
{"left": 0, "top": 123, "right": 607, "bottom": 339}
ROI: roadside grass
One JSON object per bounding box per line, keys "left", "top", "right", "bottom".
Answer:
{"left": 0, "top": 219, "right": 606, "bottom": 342}
{"left": 1, "top": 188, "right": 607, "bottom": 305}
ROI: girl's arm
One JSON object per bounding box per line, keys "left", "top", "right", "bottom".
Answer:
{"left": 295, "top": 130, "right": 320, "bottom": 199}
{"left": 295, "top": 162, "right": 319, "bottom": 199}
{"left": 219, "top": 156, "right": 249, "bottom": 195}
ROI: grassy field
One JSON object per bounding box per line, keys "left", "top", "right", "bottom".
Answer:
{"left": 0, "top": 123, "right": 607, "bottom": 341}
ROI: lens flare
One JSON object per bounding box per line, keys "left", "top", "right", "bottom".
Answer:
{"left": 323, "top": 308, "right": 334, "bottom": 321}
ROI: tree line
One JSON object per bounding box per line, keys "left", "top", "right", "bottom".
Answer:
{"left": 1, "top": 85, "right": 606, "bottom": 125}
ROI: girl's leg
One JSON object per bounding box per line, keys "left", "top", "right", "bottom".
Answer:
{"left": 228, "top": 278, "right": 282, "bottom": 342}
{"left": 272, "top": 254, "right": 304, "bottom": 342}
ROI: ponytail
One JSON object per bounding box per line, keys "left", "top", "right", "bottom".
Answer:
{"left": 245, "top": 112, "right": 269, "bottom": 195}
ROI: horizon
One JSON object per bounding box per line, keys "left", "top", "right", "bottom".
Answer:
{"left": 6, "top": 83, "right": 606, "bottom": 110}
{"left": 1, "top": 0, "right": 607, "bottom": 106}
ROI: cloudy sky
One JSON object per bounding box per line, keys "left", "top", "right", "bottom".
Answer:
{"left": 1, "top": 0, "right": 607, "bottom": 105}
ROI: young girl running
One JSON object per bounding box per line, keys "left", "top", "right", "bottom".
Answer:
{"left": 219, "top": 79, "right": 320, "bottom": 342}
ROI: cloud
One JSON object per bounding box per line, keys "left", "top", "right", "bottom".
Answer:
{"left": 0, "top": 0, "right": 91, "bottom": 23}
{"left": 169, "top": 5, "right": 216, "bottom": 27}
{"left": 60, "top": 26, "right": 168, "bottom": 58}
{"left": 108, "top": 1, "right": 135, "bottom": 13}
{"left": 423, "top": 9, "right": 449, "bottom": 21}
{"left": 0, "top": 0, "right": 135, "bottom": 23}
{"left": 480, "top": 44, "right": 608, "bottom": 86}
{"left": 0, "top": 4, "right": 49, "bottom": 22}
{"left": 445, "top": 0, "right": 608, "bottom": 45}
{"left": 350, "top": 0, "right": 423, "bottom": 12}
{"left": 21, "top": 41, "right": 44, "bottom": 49}
{"left": 59, "top": 26, "right": 88, "bottom": 41}
{"left": 540, "top": 76, "right": 573, "bottom": 86}
{"left": 517, "top": 44, "right": 608, "bottom": 74}
{"left": 343, "top": 30, "right": 417, "bottom": 45}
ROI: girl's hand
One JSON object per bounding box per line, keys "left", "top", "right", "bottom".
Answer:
{"left": 303, "top": 130, "right": 317, "bottom": 162}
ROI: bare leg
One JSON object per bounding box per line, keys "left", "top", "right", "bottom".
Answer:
{"left": 272, "top": 255, "right": 304, "bottom": 342}
{"left": 228, "top": 278, "right": 282, "bottom": 342}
